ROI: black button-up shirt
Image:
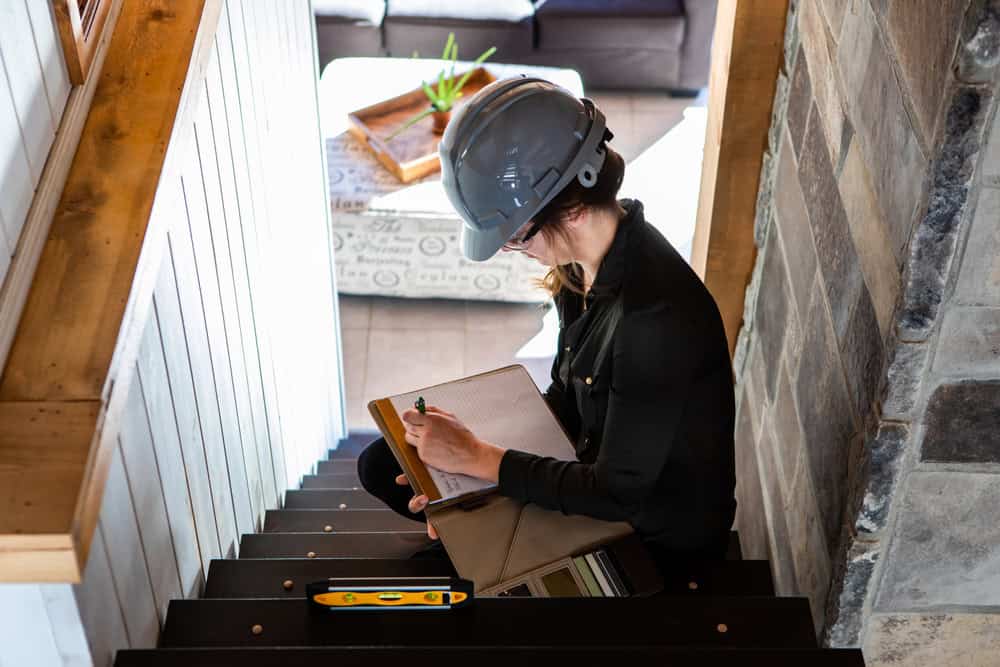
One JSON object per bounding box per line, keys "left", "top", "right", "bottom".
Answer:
{"left": 497, "top": 198, "right": 737, "bottom": 556}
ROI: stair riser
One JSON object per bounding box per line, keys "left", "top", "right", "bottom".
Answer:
{"left": 204, "top": 558, "right": 455, "bottom": 598}
{"left": 301, "top": 473, "right": 361, "bottom": 489}
{"left": 160, "top": 597, "right": 818, "bottom": 649}
{"left": 117, "top": 648, "right": 866, "bottom": 667}
{"left": 263, "top": 509, "right": 424, "bottom": 532}
{"left": 239, "top": 532, "right": 432, "bottom": 559}
{"left": 317, "top": 460, "right": 358, "bottom": 475}
{"left": 284, "top": 489, "right": 385, "bottom": 510}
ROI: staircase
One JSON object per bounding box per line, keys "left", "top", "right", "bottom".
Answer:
{"left": 114, "top": 433, "right": 865, "bottom": 666}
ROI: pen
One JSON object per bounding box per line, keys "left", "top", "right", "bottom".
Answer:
{"left": 415, "top": 396, "right": 426, "bottom": 414}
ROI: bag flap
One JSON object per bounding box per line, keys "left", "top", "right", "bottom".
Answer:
{"left": 429, "top": 494, "right": 525, "bottom": 593}
{"left": 498, "top": 504, "right": 633, "bottom": 583}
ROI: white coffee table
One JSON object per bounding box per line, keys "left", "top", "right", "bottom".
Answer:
{"left": 318, "top": 57, "right": 584, "bottom": 302}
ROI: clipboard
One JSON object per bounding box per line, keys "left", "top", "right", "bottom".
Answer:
{"left": 368, "top": 364, "right": 632, "bottom": 593}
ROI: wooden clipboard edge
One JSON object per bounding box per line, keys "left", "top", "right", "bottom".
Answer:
{"left": 368, "top": 398, "right": 442, "bottom": 503}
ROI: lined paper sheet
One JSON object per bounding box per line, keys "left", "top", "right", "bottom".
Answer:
{"left": 387, "top": 365, "right": 577, "bottom": 504}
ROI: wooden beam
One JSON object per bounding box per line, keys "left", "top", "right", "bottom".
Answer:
{"left": 692, "top": 0, "right": 789, "bottom": 356}
{"left": 0, "top": 0, "right": 222, "bottom": 582}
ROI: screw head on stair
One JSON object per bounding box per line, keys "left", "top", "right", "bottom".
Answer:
{"left": 717, "top": 623, "right": 728, "bottom": 633}
{"left": 307, "top": 551, "right": 317, "bottom": 558}
{"left": 339, "top": 503, "right": 347, "bottom": 509}
{"left": 251, "top": 624, "right": 263, "bottom": 636}
{"left": 324, "top": 525, "right": 333, "bottom": 532}
{"left": 688, "top": 581, "right": 699, "bottom": 590}
{"left": 283, "top": 580, "right": 294, "bottom": 590}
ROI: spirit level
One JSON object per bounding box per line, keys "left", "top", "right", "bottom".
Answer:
{"left": 307, "top": 577, "right": 474, "bottom": 611}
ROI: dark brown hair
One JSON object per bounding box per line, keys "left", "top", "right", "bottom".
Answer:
{"left": 530, "top": 143, "right": 627, "bottom": 298}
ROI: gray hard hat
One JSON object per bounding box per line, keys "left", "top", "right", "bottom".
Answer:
{"left": 439, "top": 76, "right": 611, "bottom": 261}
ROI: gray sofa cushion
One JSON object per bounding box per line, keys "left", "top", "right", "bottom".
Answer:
{"left": 384, "top": 0, "right": 535, "bottom": 60}
{"left": 534, "top": 0, "right": 686, "bottom": 51}
{"left": 315, "top": 0, "right": 385, "bottom": 65}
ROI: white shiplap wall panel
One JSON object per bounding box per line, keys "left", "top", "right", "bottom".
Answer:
{"left": 0, "top": 63, "right": 33, "bottom": 251}
{"left": 0, "top": 585, "right": 65, "bottom": 667}
{"left": 23, "top": 0, "right": 72, "bottom": 126}
{"left": 0, "top": 0, "right": 55, "bottom": 186}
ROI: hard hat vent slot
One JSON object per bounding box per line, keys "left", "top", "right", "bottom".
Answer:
{"left": 533, "top": 168, "right": 561, "bottom": 198}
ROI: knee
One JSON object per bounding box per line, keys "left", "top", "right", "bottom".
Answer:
{"left": 356, "top": 436, "right": 395, "bottom": 495}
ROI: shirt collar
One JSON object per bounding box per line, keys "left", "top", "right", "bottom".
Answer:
{"left": 588, "top": 197, "right": 641, "bottom": 298}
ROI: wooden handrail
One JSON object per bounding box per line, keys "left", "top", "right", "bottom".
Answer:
{"left": 691, "top": 0, "right": 789, "bottom": 356}
{"left": 0, "top": 0, "right": 222, "bottom": 582}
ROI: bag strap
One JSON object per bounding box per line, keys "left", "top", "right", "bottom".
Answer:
{"left": 591, "top": 292, "right": 624, "bottom": 378}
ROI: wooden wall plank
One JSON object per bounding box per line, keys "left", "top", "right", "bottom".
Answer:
{"left": 224, "top": 0, "right": 289, "bottom": 495}
{"left": 72, "top": 528, "right": 128, "bottom": 667}
{"left": 0, "top": 0, "right": 55, "bottom": 186}
{"left": 117, "top": 366, "right": 183, "bottom": 626}
{"left": 181, "top": 136, "right": 265, "bottom": 531}
{"left": 135, "top": 320, "right": 204, "bottom": 597}
{"left": 0, "top": 62, "right": 34, "bottom": 248}
{"left": 0, "top": 584, "right": 65, "bottom": 666}
{"left": 215, "top": 2, "right": 287, "bottom": 504}
{"left": 154, "top": 228, "right": 239, "bottom": 559}
{"left": 150, "top": 286, "right": 223, "bottom": 573}
{"left": 23, "top": 0, "right": 72, "bottom": 128}
{"left": 98, "top": 445, "right": 160, "bottom": 648}
{"left": 165, "top": 177, "right": 254, "bottom": 540}
{"left": 203, "top": 42, "right": 279, "bottom": 513}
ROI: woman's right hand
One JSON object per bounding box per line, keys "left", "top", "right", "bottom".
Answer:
{"left": 395, "top": 473, "right": 439, "bottom": 539}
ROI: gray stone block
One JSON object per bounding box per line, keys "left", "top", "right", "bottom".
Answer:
{"left": 799, "top": 106, "right": 864, "bottom": 343}
{"left": 856, "top": 423, "right": 910, "bottom": 535}
{"left": 957, "top": 0, "right": 1000, "bottom": 84}
{"left": 864, "top": 613, "right": 1000, "bottom": 666}
{"left": 773, "top": 359, "right": 806, "bottom": 497}
{"left": 837, "top": 0, "right": 928, "bottom": 264}
{"left": 984, "top": 105, "right": 1000, "bottom": 183}
{"left": 785, "top": 452, "right": 833, "bottom": 634}
{"left": 787, "top": 44, "right": 813, "bottom": 157}
{"left": 754, "top": 224, "right": 793, "bottom": 402}
{"left": 820, "top": 0, "right": 848, "bottom": 39}
{"left": 883, "top": 342, "right": 931, "bottom": 421}
{"left": 757, "top": 415, "right": 799, "bottom": 597}
{"left": 956, "top": 185, "right": 1000, "bottom": 305}
{"left": 877, "top": 471, "right": 1000, "bottom": 610}
{"left": 795, "top": 279, "right": 859, "bottom": 551}
{"left": 734, "top": 385, "right": 769, "bottom": 562}
{"left": 800, "top": 0, "right": 850, "bottom": 170}
{"left": 754, "top": 151, "right": 776, "bottom": 248}
{"left": 885, "top": 0, "right": 969, "bottom": 147}
{"left": 774, "top": 130, "right": 819, "bottom": 321}
{"left": 839, "top": 285, "right": 886, "bottom": 418}
{"left": 838, "top": 138, "right": 902, "bottom": 337}
{"left": 826, "top": 539, "right": 880, "bottom": 648}
{"left": 933, "top": 306, "right": 1000, "bottom": 375}
{"left": 900, "top": 88, "right": 990, "bottom": 340}
{"left": 922, "top": 380, "right": 1000, "bottom": 463}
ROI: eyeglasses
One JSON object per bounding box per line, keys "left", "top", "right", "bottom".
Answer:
{"left": 502, "top": 218, "right": 545, "bottom": 250}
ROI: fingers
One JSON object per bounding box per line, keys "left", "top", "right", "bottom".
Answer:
{"left": 407, "top": 494, "right": 429, "bottom": 514}
{"left": 395, "top": 473, "right": 410, "bottom": 486}
{"left": 425, "top": 406, "right": 455, "bottom": 418}
{"left": 427, "top": 520, "right": 438, "bottom": 540}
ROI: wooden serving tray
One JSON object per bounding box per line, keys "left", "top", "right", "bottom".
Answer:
{"left": 346, "top": 67, "right": 498, "bottom": 183}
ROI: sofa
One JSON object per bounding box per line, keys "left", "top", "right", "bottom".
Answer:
{"left": 313, "top": 0, "right": 718, "bottom": 94}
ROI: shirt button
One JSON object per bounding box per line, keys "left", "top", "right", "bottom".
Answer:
{"left": 585, "top": 376, "right": 593, "bottom": 385}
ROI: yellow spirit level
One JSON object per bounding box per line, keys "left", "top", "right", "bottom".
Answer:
{"left": 307, "top": 577, "right": 474, "bottom": 611}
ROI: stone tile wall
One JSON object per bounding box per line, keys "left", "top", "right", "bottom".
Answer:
{"left": 733, "top": 0, "right": 1000, "bottom": 658}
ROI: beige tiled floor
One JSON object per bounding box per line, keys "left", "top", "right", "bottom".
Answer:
{"left": 337, "top": 89, "right": 707, "bottom": 431}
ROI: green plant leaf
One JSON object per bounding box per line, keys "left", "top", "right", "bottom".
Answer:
{"left": 437, "top": 69, "right": 447, "bottom": 104}
{"left": 384, "top": 106, "right": 435, "bottom": 141}
{"left": 452, "top": 46, "right": 496, "bottom": 96}
{"left": 442, "top": 32, "right": 455, "bottom": 61}
{"left": 421, "top": 79, "right": 439, "bottom": 104}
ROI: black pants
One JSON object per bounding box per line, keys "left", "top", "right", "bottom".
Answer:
{"left": 357, "top": 436, "right": 727, "bottom": 582}
{"left": 356, "top": 436, "right": 456, "bottom": 572}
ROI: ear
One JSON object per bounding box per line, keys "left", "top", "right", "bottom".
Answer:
{"left": 562, "top": 207, "right": 588, "bottom": 230}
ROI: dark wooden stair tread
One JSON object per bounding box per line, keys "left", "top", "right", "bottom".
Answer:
{"left": 116, "top": 647, "right": 865, "bottom": 667}
{"left": 656, "top": 559, "right": 774, "bottom": 596}
{"left": 159, "top": 597, "right": 817, "bottom": 649}
{"left": 301, "top": 473, "right": 361, "bottom": 489}
{"left": 263, "top": 508, "right": 424, "bottom": 532}
{"left": 239, "top": 531, "right": 433, "bottom": 559}
{"left": 204, "top": 557, "right": 455, "bottom": 598}
{"left": 283, "top": 489, "right": 384, "bottom": 509}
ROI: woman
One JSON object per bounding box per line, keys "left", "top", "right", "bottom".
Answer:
{"left": 357, "top": 77, "right": 736, "bottom": 575}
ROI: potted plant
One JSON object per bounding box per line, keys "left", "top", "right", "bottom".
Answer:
{"left": 385, "top": 32, "right": 496, "bottom": 141}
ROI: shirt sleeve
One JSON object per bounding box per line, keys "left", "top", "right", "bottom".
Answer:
{"left": 497, "top": 304, "right": 706, "bottom": 522}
